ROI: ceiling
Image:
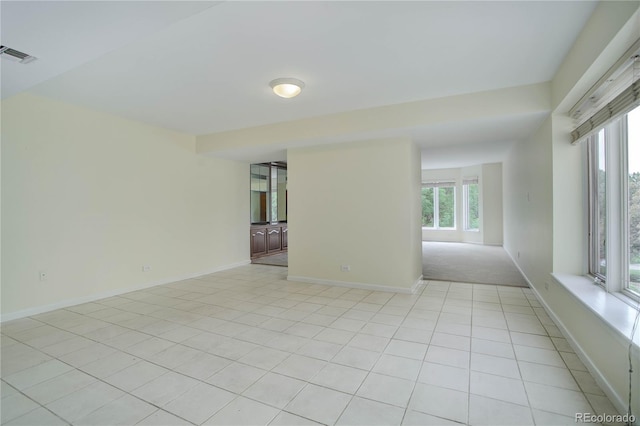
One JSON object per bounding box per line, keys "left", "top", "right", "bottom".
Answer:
{"left": 1, "top": 1, "right": 597, "bottom": 168}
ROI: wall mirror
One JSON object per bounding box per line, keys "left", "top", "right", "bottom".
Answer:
{"left": 251, "top": 162, "right": 287, "bottom": 224}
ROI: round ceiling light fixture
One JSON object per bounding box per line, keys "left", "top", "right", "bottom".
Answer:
{"left": 269, "top": 78, "right": 305, "bottom": 98}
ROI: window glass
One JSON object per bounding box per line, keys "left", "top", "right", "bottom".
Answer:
{"left": 464, "top": 183, "right": 479, "bottom": 230}
{"left": 421, "top": 187, "right": 434, "bottom": 227}
{"left": 627, "top": 106, "right": 640, "bottom": 294}
{"left": 438, "top": 187, "right": 455, "bottom": 228}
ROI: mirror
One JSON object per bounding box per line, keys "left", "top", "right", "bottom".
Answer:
{"left": 250, "top": 163, "right": 287, "bottom": 224}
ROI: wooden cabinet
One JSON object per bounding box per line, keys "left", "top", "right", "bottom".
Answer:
{"left": 250, "top": 224, "right": 287, "bottom": 259}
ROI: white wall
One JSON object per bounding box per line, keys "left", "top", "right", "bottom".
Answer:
{"left": 481, "top": 163, "right": 503, "bottom": 245}
{"left": 1, "top": 94, "right": 250, "bottom": 318}
{"left": 287, "top": 138, "right": 422, "bottom": 292}
{"left": 503, "top": 2, "right": 640, "bottom": 415}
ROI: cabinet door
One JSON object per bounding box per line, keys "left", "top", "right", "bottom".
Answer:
{"left": 267, "top": 227, "right": 281, "bottom": 252}
{"left": 281, "top": 226, "right": 288, "bottom": 249}
{"left": 251, "top": 228, "right": 267, "bottom": 257}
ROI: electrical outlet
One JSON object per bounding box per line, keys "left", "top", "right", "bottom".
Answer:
{"left": 340, "top": 264, "right": 351, "bottom": 272}
{"left": 39, "top": 270, "right": 47, "bottom": 281}
{"left": 517, "top": 251, "right": 520, "bottom": 259}
{"left": 142, "top": 265, "right": 151, "bottom": 272}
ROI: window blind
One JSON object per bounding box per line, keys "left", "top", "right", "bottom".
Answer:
{"left": 462, "top": 177, "right": 478, "bottom": 185}
{"left": 422, "top": 180, "right": 455, "bottom": 188}
{"left": 571, "top": 41, "right": 640, "bottom": 144}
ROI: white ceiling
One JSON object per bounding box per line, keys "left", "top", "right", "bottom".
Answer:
{"left": 1, "top": 1, "right": 597, "bottom": 168}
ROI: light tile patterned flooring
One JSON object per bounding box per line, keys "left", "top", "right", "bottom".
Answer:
{"left": 0, "top": 265, "right": 622, "bottom": 425}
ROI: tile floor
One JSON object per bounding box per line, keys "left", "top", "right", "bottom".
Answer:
{"left": 0, "top": 265, "right": 624, "bottom": 425}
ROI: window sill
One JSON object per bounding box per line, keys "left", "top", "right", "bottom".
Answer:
{"left": 422, "top": 227, "right": 457, "bottom": 231}
{"left": 551, "top": 273, "right": 640, "bottom": 348}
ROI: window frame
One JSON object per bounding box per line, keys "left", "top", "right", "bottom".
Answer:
{"left": 463, "top": 179, "right": 479, "bottom": 232}
{"left": 422, "top": 182, "right": 456, "bottom": 230}
{"left": 586, "top": 109, "right": 640, "bottom": 302}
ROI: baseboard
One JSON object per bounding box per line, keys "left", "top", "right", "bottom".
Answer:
{"left": 0, "top": 259, "right": 251, "bottom": 323}
{"left": 503, "top": 251, "right": 629, "bottom": 417}
{"left": 528, "top": 282, "right": 629, "bottom": 418}
{"left": 287, "top": 275, "right": 423, "bottom": 294}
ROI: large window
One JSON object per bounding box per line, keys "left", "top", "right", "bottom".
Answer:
{"left": 422, "top": 182, "right": 455, "bottom": 229}
{"left": 463, "top": 178, "right": 479, "bottom": 231}
{"left": 587, "top": 104, "right": 640, "bottom": 299}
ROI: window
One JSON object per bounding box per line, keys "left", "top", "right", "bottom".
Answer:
{"left": 587, "top": 104, "right": 640, "bottom": 299}
{"left": 422, "top": 182, "right": 456, "bottom": 229}
{"left": 463, "top": 178, "right": 479, "bottom": 231}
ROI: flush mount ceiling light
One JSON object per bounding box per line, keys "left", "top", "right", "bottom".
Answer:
{"left": 269, "top": 78, "right": 305, "bottom": 98}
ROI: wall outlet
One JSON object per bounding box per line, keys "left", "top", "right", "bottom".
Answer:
{"left": 39, "top": 270, "right": 47, "bottom": 281}
{"left": 142, "top": 265, "right": 151, "bottom": 272}
{"left": 340, "top": 264, "right": 351, "bottom": 272}
{"left": 517, "top": 251, "right": 520, "bottom": 259}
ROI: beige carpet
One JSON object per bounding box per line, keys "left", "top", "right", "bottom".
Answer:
{"left": 251, "top": 252, "right": 288, "bottom": 267}
{"left": 422, "top": 241, "right": 528, "bottom": 287}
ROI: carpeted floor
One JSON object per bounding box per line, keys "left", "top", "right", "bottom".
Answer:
{"left": 422, "top": 241, "right": 528, "bottom": 287}
{"left": 252, "top": 251, "right": 288, "bottom": 267}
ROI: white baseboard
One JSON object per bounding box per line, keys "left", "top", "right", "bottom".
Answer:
{"left": 0, "top": 260, "right": 251, "bottom": 323}
{"left": 527, "top": 282, "right": 629, "bottom": 417}
{"left": 287, "top": 275, "right": 424, "bottom": 295}
{"left": 504, "top": 250, "right": 630, "bottom": 417}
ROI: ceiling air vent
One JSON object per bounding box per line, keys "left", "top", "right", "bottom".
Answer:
{"left": 0, "top": 45, "right": 37, "bottom": 64}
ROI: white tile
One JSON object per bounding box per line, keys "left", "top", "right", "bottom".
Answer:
{"left": 0, "top": 392, "right": 39, "bottom": 424}
{"left": 136, "top": 410, "right": 192, "bottom": 426}
{"left": 518, "top": 361, "right": 580, "bottom": 391}
{"left": 243, "top": 372, "right": 306, "bottom": 409}
{"left": 4, "top": 407, "right": 68, "bottom": 426}
{"left": 348, "top": 333, "right": 390, "bottom": 352}
{"left": 210, "top": 338, "right": 259, "bottom": 360}
{"left": 46, "top": 381, "right": 123, "bottom": 422}
{"left": 471, "top": 352, "right": 521, "bottom": 379}
{"left": 272, "top": 354, "right": 326, "bottom": 381}
{"left": 269, "top": 411, "right": 323, "bottom": 425}
{"left": 147, "top": 344, "right": 202, "bottom": 369}
{"left": 239, "top": 346, "right": 290, "bottom": 370}
{"left": 424, "top": 345, "right": 470, "bottom": 369}
{"left": 356, "top": 372, "right": 414, "bottom": 407}
{"left": 204, "top": 396, "right": 280, "bottom": 425}
{"left": 360, "top": 322, "right": 397, "bottom": 338}
{"left": 332, "top": 346, "right": 379, "bottom": 370}
{"left": 572, "top": 370, "right": 606, "bottom": 396}
{"left": 393, "top": 327, "right": 432, "bottom": 344}
{"left": 384, "top": 339, "right": 428, "bottom": 360}
{"left": 73, "top": 394, "right": 156, "bottom": 425}
{"left": 510, "top": 331, "right": 555, "bottom": 349}
{"left": 470, "top": 371, "right": 528, "bottom": 406}
{"left": 408, "top": 383, "right": 468, "bottom": 424}
{"left": 337, "top": 396, "right": 404, "bottom": 425}
{"left": 310, "top": 362, "right": 368, "bottom": 394}
{"left": 4, "top": 359, "right": 73, "bottom": 390}
{"left": 471, "top": 337, "right": 515, "bottom": 359}
{"left": 206, "top": 362, "right": 266, "bottom": 393}
{"left": 430, "top": 332, "right": 470, "bottom": 351}
{"left": 163, "top": 382, "right": 235, "bottom": 424}
{"left": 524, "top": 381, "right": 592, "bottom": 417}
{"left": 131, "top": 372, "right": 199, "bottom": 406}
{"left": 314, "top": 328, "right": 355, "bottom": 345}
{"left": 373, "top": 354, "right": 421, "bottom": 381}
{"left": 126, "top": 337, "right": 175, "bottom": 359}
{"left": 80, "top": 351, "right": 140, "bottom": 379}
{"left": 468, "top": 394, "right": 534, "bottom": 425}
{"left": 418, "top": 362, "right": 469, "bottom": 392}
{"left": 472, "top": 326, "right": 511, "bottom": 343}
{"left": 23, "top": 369, "right": 97, "bottom": 405}
{"left": 531, "top": 409, "right": 578, "bottom": 426}
{"left": 402, "top": 410, "right": 461, "bottom": 425}
{"left": 285, "top": 383, "right": 352, "bottom": 425}
{"left": 103, "top": 360, "right": 169, "bottom": 392}
{"left": 331, "top": 318, "right": 366, "bottom": 332}
{"left": 513, "top": 344, "right": 565, "bottom": 367}
{"left": 173, "top": 352, "right": 231, "bottom": 380}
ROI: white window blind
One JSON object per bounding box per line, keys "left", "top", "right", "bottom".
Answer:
{"left": 571, "top": 40, "right": 640, "bottom": 144}
{"left": 423, "top": 180, "right": 456, "bottom": 188}
{"left": 462, "top": 177, "right": 478, "bottom": 185}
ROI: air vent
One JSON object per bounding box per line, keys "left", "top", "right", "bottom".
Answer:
{"left": 0, "top": 45, "right": 37, "bottom": 64}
